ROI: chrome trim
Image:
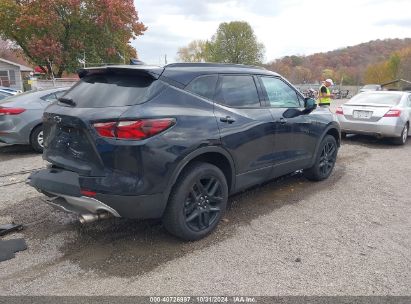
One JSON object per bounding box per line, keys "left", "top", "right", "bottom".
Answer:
{"left": 46, "top": 192, "right": 121, "bottom": 217}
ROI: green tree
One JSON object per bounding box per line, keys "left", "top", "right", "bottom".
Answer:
{"left": 207, "top": 21, "right": 265, "bottom": 65}
{"left": 387, "top": 53, "right": 401, "bottom": 80}
{"left": 0, "top": 0, "right": 146, "bottom": 77}
{"left": 176, "top": 40, "right": 207, "bottom": 62}
{"left": 178, "top": 21, "right": 265, "bottom": 65}
{"left": 363, "top": 62, "right": 391, "bottom": 84}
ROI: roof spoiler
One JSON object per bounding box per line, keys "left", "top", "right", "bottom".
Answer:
{"left": 77, "top": 65, "right": 164, "bottom": 79}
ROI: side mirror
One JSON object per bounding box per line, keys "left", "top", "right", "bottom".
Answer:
{"left": 304, "top": 98, "right": 317, "bottom": 111}
{"left": 283, "top": 108, "right": 301, "bottom": 118}
{"left": 301, "top": 98, "right": 317, "bottom": 114}
{"left": 283, "top": 98, "right": 317, "bottom": 119}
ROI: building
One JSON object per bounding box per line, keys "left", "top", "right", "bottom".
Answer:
{"left": 0, "top": 58, "right": 33, "bottom": 91}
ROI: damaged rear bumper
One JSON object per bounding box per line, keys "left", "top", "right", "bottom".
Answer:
{"left": 27, "top": 168, "right": 167, "bottom": 220}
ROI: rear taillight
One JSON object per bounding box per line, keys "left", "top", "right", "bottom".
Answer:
{"left": 93, "top": 118, "right": 175, "bottom": 140}
{"left": 384, "top": 109, "right": 401, "bottom": 117}
{"left": 0, "top": 107, "right": 26, "bottom": 115}
{"left": 80, "top": 189, "right": 97, "bottom": 197}
{"left": 335, "top": 107, "right": 343, "bottom": 115}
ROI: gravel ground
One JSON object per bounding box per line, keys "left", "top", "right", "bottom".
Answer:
{"left": 0, "top": 101, "right": 410, "bottom": 295}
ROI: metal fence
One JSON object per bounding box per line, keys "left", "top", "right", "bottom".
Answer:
{"left": 29, "top": 78, "right": 78, "bottom": 90}
{"left": 295, "top": 84, "right": 361, "bottom": 99}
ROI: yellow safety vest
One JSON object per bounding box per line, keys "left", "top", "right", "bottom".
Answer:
{"left": 318, "top": 85, "right": 331, "bottom": 105}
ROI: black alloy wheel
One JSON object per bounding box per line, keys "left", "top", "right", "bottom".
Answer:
{"left": 163, "top": 162, "right": 228, "bottom": 241}
{"left": 184, "top": 176, "right": 223, "bottom": 232}
{"left": 304, "top": 135, "right": 338, "bottom": 181}
{"left": 318, "top": 140, "right": 337, "bottom": 177}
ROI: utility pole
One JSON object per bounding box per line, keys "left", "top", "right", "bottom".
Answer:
{"left": 164, "top": 54, "right": 167, "bottom": 65}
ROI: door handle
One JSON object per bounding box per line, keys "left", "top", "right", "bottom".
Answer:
{"left": 279, "top": 117, "right": 287, "bottom": 124}
{"left": 220, "top": 116, "right": 236, "bottom": 124}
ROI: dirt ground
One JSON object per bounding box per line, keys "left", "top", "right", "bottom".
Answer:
{"left": 0, "top": 101, "right": 410, "bottom": 295}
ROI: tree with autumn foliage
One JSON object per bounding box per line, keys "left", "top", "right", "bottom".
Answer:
{"left": 0, "top": 0, "right": 146, "bottom": 77}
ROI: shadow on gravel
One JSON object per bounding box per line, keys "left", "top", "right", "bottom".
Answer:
{"left": 0, "top": 144, "right": 38, "bottom": 161}
{"left": 3, "top": 164, "right": 346, "bottom": 278}
{"left": 342, "top": 134, "right": 411, "bottom": 149}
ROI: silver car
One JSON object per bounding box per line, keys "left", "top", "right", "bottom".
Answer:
{"left": 358, "top": 84, "right": 382, "bottom": 93}
{"left": 0, "top": 87, "right": 68, "bottom": 152}
{"left": 336, "top": 91, "right": 411, "bottom": 145}
{"left": 0, "top": 91, "right": 13, "bottom": 101}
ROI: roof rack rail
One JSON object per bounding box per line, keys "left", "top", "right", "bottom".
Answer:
{"left": 165, "top": 62, "right": 266, "bottom": 70}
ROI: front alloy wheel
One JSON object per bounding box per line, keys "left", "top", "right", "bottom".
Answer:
{"left": 304, "top": 135, "right": 338, "bottom": 181}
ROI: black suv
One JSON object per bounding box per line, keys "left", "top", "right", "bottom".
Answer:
{"left": 29, "top": 63, "right": 340, "bottom": 240}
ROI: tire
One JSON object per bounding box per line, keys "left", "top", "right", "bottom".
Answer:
{"left": 163, "top": 162, "right": 228, "bottom": 241}
{"left": 30, "top": 125, "right": 44, "bottom": 153}
{"left": 392, "top": 123, "right": 408, "bottom": 145}
{"left": 304, "top": 135, "right": 338, "bottom": 181}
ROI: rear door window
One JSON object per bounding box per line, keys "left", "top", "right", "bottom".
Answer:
{"left": 215, "top": 75, "right": 261, "bottom": 108}
{"left": 62, "top": 73, "right": 163, "bottom": 108}
{"left": 186, "top": 75, "right": 218, "bottom": 100}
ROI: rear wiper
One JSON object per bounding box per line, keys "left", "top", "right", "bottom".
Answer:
{"left": 58, "top": 97, "right": 76, "bottom": 106}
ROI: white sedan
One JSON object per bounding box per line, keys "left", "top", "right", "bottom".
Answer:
{"left": 336, "top": 91, "right": 411, "bottom": 145}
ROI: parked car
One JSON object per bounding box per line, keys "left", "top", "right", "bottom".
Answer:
{"left": 0, "top": 87, "right": 68, "bottom": 152}
{"left": 28, "top": 63, "right": 341, "bottom": 240}
{"left": 0, "top": 86, "right": 22, "bottom": 95}
{"left": 359, "top": 84, "right": 382, "bottom": 93}
{"left": 0, "top": 91, "right": 13, "bottom": 101}
{"left": 336, "top": 91, "right": 411, "bottom": 144}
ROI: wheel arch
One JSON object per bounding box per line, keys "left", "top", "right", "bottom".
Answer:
{"left": 165, "top": 146, "right": 236, "bottom": 199}
{"left": 29, "top": 122, "right": 43, "bottom": 143}
{"left": 309, "top": 123, "right": 340, "bottom": 167}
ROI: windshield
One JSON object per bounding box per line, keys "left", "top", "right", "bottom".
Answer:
{"left": 63, "top": 73, "right": 164, "bottom": 108}
{"left": 347, "top": 93, "right": 402, "bottom": 106}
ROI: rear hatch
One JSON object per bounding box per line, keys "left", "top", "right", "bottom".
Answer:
{"left": 341, "top": 92, "right": 402, "bottom": 122}
{"left": 43, "top": 66, "right": 165, "bottom": 176}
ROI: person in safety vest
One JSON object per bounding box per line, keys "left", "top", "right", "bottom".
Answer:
{"left": 318, "top": 78, "right": 334, "bottom": 107}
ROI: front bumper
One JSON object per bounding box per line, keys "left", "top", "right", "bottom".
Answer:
{"left": 337, "top": 116, "right": 404, "bottom": 137}
{"left": 28, "top": 168, "right": 167, "bottom": 219}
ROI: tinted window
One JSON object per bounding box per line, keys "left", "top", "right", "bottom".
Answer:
{"left": 186, "top": 75, "right": 217, "bottom": 100}
{"left": 63, "top": 73, "right": 163, "bottom": 108}
{"left": 215, "top": 75, "right": 260, "bottom": 107}
{"left": 347, "top": 93, "right": 402, "bottom": 106}
{"left": 260, "top": 77, "right": 301, "bottom": 108}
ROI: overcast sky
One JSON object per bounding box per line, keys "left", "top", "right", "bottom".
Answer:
{"left": 132, "top": 0, "right": 410, "bottom": 65}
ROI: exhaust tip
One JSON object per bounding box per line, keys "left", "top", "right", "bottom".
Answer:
{"left": 79, "top": 213, "right": 98, "bottom": 224}
{"left": 79, "top": 212, "right": 112, "bottom": 224}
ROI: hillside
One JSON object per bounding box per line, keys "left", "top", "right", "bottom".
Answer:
{"left": 266, "top": 38, "right": 411, "bottom": 85}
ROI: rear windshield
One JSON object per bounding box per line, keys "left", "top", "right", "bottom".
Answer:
{"left": 347, "top": 93, "right": 402, "bottom": 106}
{"left": 63, "top": 73, "right": 163, "bottom": 108}
{"left": 362, "top": 85, "right": 379, "bottom": 89}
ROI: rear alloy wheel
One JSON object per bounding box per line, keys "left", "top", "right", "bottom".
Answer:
{"left": 30, "top": 125, "right": 44, "bottom": 153}
{"left": 304, "top": 135, "right": 338, "bottom": 181}
{"left": 163, "top": 162, "right": 228, "bottom": 241}
{"left": 393, "top": 124, "right": 408, "bottom": 145}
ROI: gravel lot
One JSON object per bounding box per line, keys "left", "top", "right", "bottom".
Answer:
{"left": 0, "top": 101, "right": 410, "bottom": 296}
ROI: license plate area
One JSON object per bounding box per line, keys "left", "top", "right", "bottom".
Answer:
{"left": 353, "top": 110, "right": 372, "bottom": 119}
